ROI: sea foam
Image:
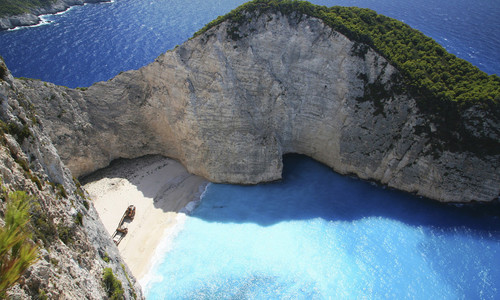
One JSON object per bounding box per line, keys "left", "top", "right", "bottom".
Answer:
{"left": 140, "top": 183, "right": 211, "bottom": 292}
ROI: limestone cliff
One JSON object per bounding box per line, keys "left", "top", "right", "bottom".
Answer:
{"left": 0, "top": 60, "right": 142, "bottom": 299}
{"left": 16, "top": 9, "right": 498, "bottom": 203}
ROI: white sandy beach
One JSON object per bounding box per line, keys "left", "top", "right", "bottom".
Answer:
{"left": 83, "top": 155, "right": 207, "bottom": 280}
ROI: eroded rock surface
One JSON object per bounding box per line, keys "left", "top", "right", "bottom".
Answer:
{"left": 0, "top": 59, "right": 142, "bottom": 299}
{"left": 18, "top": 12, "right": 500, "bottom": 203}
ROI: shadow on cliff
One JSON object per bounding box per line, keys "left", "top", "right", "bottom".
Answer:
{"left": 82, "top": 154, "right": 500, "bottom": 238}
{"left": 190, "top": 154, "right": 500, "bottom": 237}
{"left": 81, "top": 155, "right": 208, "bottom": 214}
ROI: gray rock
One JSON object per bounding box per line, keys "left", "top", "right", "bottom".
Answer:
{"left": 20, "top": 12, "right": 499, "bottom": 203}
{"left": 0, "top": 58, "right": 143, "bottom": 299}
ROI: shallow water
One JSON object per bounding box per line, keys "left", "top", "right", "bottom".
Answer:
{"left": 143, "top": 155, "right": 500, "bottom": 299}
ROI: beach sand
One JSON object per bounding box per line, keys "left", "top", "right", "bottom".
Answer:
{"left": 83, "top": 155, "right": 208, "bottom": 280}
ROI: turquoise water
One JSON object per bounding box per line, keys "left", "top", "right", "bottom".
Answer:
{"left": 144, "top": 155, "right": 500, "bottom": 299}
{"left": 0, "top": 0, "right": 499, "bottom": 298}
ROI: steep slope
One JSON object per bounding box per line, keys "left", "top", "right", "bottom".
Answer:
{"left": 0, "top": 60, "right": 142, "bottom": 299}
{"left": 20, "top": 5, "right": 499, "bottom": 203}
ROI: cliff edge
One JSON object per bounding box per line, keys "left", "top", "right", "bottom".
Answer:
{"left": 19, "top": 2, "right": 499, "bottom": 203}
{"left": 1, "top": 58, "right": 142, "bottom": 299}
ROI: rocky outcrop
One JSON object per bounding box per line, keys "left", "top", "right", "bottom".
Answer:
{"left": 0, "top": 60, "right": 142, "bottom": 299}
{"left": 0, "top": 0, "right": 110, "bottom": 30}
{"left": 12, "top": 11, "right": 500, "bottom": 204}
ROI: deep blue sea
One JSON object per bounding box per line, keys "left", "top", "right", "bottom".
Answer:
{"left": 0, "top": 0, "right": 498, "bottom": 88}
{"left": 1, "top": 0, "right": 499, "bottom": 299}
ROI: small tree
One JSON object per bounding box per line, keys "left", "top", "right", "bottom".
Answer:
{"left": 0, "top": 191, "right": 39, "bottom": 298}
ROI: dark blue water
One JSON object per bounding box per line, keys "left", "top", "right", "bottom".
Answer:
{"left": 0, "top": 0, "right": 498, "bottom": 88}
{"left": 1, "top": 0, "right": 499, "bottom": 298}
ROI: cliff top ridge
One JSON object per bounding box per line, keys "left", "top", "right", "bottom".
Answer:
{"left": 195, "top": 0, "right": 500, "bottom": 106}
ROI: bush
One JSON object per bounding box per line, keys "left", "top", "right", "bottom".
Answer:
{"left": 29, "top": 174, "right": 43, "bottom": 190}
{"left": 121, "top": 263, "right": 137, "bottom": 299}
{"left": 0, "top": 191, "right": 38, "bottom": 298}
{"left": 30, "top": 203, "right": 57, "bottom": 246}
{"left": 74, "top": 212, "right": 83, "bottom": 226}
{"left": 56, "top": 184, "right": 67, "bottom": 199}
{"left": 57, "top": 224, "right": 75, "bottom": 245}
{"left": 0, "top": 62, "right": 7, "bottom": 81}
{"left": 7, "top": 122, "right": 31, "bottom": 144}
{"left": 102, "top": 268, "right": 124, "bottom": 300}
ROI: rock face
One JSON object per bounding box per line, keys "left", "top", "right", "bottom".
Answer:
{"left": 16, "top": 11, "right": 500, "bottom": 203}
{"left": 0, "top": 0, "right": 110, "bottom": 30}
{"left": 0, "top": 60, "right": 142, "bottom": 299}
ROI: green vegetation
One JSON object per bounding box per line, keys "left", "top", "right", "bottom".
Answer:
{"left": 194, "top": 0, "right": 499, "bottom": 105}
{"left": 0, "top": 0, "right": 54, "bottom": 17}
{"left": 0, "top": 120, "right": 31, "bottom": 145}
{"left": 74, "top": 212, "right": 83, "bottom": 226}
{"left": 46, "top": 182, "right": 68, "bottom": 199}
{"left": 57, "top": 224, "right": 75, "bottom": 245}
{"left": 0, "top": 190, "right": 38, "bottom": 298}
{"left": 102, "top": 268, "right": 124, "bottom": 300}
{"left": 29, "top": 174, "right": 43, "bottom": 190}
{"left": 121, "top": 263, "right": 137, "bottom": 300}
{"left": 55, "top": 183, "right": 67, "bottom": 198}
{"left": 37, "top": 289, "right": 48, "bottom": 300}
{"left": 49, "top": 257, "right": 58, "bottom": 266}
{"left": 73, "top": 177, "right": 88, "bottom": 205}
{"left": 101, "top": 252, "right": 110, "bottom": 263}
{"left": 30, "top": 202, "right": 57, "bottom": 246}
{"left": 0, "top": 59, "right": 7, "bottom": 81}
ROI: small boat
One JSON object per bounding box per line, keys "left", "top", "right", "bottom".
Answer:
{"left": 112, "top": 205, "right": 136, "bottom": 245}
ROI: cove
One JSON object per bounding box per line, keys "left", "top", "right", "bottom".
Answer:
{"left": 143, "top": 155, "right": 500, "bottom": 299}
{"left": 0, "top": 0, "right": 498, "bottom": 298}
